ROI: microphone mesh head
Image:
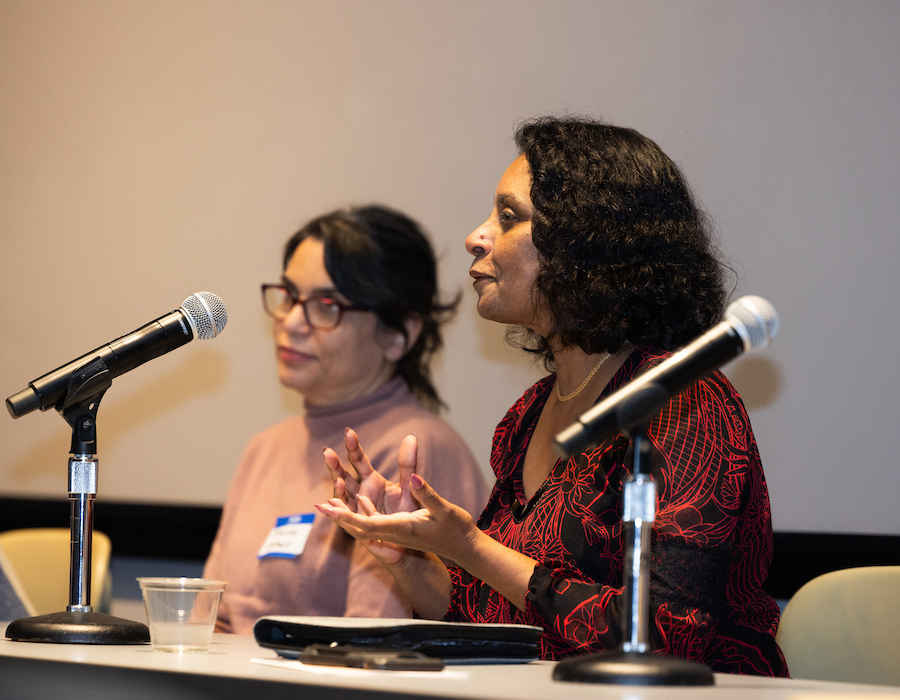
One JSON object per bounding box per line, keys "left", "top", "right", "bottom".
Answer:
{"left": 725, "top": 295, "right": 778, "bottom": 352}
{"left": 181, "top": 292, "right": 228, "bottom": 340}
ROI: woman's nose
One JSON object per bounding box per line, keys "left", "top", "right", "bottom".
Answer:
{"left": 281, "top": 301, "right": 312, "bottom": 333}
{"left": 465, "top": 220, "right": 492, "bottom": 257}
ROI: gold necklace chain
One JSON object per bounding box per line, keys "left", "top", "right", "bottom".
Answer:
{"left": 556, "top": 352, "right": 613, "bottom": 402}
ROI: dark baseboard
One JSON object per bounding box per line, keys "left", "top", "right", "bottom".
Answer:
{"left": 0, "top": 497, "right": 220, "bottom": 560}
{"left": 1, "top": 497, "right": 897, "bottom": 598}
{"left": 766, "top": 531, "right": 899, "bottom": 599}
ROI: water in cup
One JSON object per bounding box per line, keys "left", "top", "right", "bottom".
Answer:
{"left": 147, "top": 621, "right": 216, "bottom": 652}
{"left": 138, "top": 577, "right": 226, "bottom": 653}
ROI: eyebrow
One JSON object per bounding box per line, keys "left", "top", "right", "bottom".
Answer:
{"left": 497, "top": 192, "right": 534, "bottom": 215}
{"left": 497, "top": 193, "right": 521, "bottom": 207}
{"left": 280, "top": 277, "right": 340, "bottom": 298}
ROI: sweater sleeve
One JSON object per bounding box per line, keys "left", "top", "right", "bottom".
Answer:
{"left": 202, "top": 434, "right": 261, "bottom": 634}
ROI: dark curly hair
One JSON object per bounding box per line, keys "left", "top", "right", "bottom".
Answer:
{"left": 283, "top": 205, "right": 458, "bottom": 411}
{"left": 513, "top": 116, "right": 727, "bottom": 366}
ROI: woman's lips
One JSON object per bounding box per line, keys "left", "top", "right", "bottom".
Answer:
{"left": 278, "top": 346, "right": 314, "bottom": 363}
{"left": 469, "top": 270, "right": 493, "bottom": 289}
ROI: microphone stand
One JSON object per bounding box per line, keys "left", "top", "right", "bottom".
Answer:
{"left": 553, "top": 429, "right": 713, "bottom": 685}
{"left": 5, "top": 358, "right": 149, "bottom": 644}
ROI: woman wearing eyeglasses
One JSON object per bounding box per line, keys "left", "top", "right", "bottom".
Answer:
{"left": 203, "top": 205, "right": 488, "bottom": 635}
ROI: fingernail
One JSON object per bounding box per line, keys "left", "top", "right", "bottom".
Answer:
{"left": 411, "top": 474, "right": 424, "bottom": 489}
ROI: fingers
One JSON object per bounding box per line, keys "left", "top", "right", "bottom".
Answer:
{"left": 333, "top": 476, "right": 359, "bottom": 512}
{"left": 344, "top": 427, "right": 386, "bottom": 484}
{"left": 315, "top": 500, "right": 367, "bottom": 540}
{"left": 408, "top": 473, "right": 448, "bottom": 512}
{"left": 357, "top": 494, "right": 378, "bottom": 517}
{"left": 319, "top": 497, "right": 380, "bottom": 529}
{"left": 316, "top": 499, "right": 382, "bottom": 543}
{"left": 323, "top": 447, "right": 360, "bottom": 505}
{"left": 397, "top": 434, "right": 418, "bottom": 494}
{"left": 318, "top": 497, "right": 408, "bottom": 539}
{"left": 323, "top": 446, "right": 352, "bottom": 485}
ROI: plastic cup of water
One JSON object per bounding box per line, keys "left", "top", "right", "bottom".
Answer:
{"left": 137, "top": 577, "right": 226, "bottom": 652}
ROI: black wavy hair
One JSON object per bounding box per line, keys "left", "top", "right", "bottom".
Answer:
{"left": 283, "top": 205, "right": 458, "bottom": 411}
{"left": 513, "top": 116, "right": 728, "bottom": 366}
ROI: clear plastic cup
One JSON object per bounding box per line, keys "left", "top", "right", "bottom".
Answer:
{"left": 137, "top": 577, "right": 226, "bottom": 652}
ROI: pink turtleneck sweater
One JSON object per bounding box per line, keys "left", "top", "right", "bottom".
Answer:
{"left": 203, "top": 378, "right": 488, "bottom": 635}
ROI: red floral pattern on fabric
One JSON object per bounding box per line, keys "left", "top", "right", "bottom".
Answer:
{"left": 443, "top": 347, "right": 787, "bottom": 676}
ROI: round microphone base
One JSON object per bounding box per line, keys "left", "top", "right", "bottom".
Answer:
{"left": 5, "top": 611, "right": 150, "bottom": 645}
{"left": 553, "top": 649, "right": 715, "bottom": 686}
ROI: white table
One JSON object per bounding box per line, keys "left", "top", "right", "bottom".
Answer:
{"left": 1, "top": 627, "right": 898, "bottom": 700}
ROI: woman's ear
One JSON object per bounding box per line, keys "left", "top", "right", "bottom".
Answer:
{"left": 383, "top": 315, "right": 423, "bottom": 362}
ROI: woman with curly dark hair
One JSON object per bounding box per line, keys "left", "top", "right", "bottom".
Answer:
{"left": 318, "top": 118, "right": 787, "bottom": 676}
{"left": 516, "top": 118, "right": 726, "bottom": 360}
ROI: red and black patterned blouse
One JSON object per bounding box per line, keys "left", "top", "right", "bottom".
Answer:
{"left": 443, "top": 347, "right": 788, "bottom": 676}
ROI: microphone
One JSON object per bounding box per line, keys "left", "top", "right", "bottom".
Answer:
{"left": 553, "top": 295, "right": 778, "bottom": 458}
{"left": 6, "top": 292, "right": 228, "bottom": 419}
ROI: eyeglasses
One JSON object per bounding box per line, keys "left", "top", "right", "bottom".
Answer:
{"left": 261, "top": 284, "right": 365, "bottom": 330}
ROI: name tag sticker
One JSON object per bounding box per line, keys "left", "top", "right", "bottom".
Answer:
{"left": 257, "top": 513, "right": 315, "bottom": 559}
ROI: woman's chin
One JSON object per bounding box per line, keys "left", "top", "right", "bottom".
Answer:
{"left": 277, "top": 369, "right": 318, "bottom": 396}
{"left": 474, "top": 296, "right": 500, "bottom": 321}
{"left": 476, "top": 300, "right": 518, "bottom": 326}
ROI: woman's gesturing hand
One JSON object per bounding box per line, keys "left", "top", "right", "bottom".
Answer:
{"left": 320, "top": 428, "right": 535, "bottom": 612}
{"left": 321, "top": 428, "right": 422, "bottom": 565}
{"left": 323, "top": 428, "right": 418, "bottom": 516}
{"left": 318, "top": 469, "right": 479, "bottom": 567}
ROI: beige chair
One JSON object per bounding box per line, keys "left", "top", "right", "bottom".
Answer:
{"left": 0, "top": 528, "right": 113, "bottom": 616}
{"left": 1, "top": 544, "right": 35, "bottom": 617}
{"left": 776, "top": 565, "right": 900, "bottom": 686}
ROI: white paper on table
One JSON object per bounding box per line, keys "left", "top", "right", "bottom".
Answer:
{"left": 252, "top": 656, "right": 470, "bottom": 679}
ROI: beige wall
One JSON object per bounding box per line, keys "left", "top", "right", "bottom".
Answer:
{"left": 2, "top": 0, "right": 899, "bottom": 535}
